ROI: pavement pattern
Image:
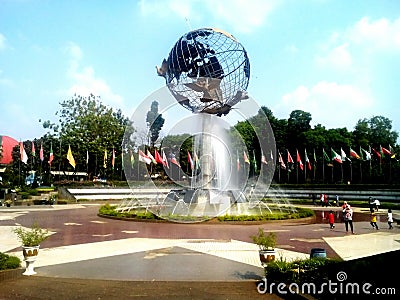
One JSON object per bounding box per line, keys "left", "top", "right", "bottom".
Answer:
{"left": 0, "top": 203, "right": 399, "bottom": 299}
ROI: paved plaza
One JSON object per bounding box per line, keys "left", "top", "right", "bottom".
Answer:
{"left": 0, "top": 203, "right": 399, "bottom": 299}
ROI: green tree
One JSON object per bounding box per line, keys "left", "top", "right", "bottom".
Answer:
{"left": 287, "top": 110, "right": 312, "bottom": 149}
{"left": 146, "top": 101, "right": 165, "bottom": 148}
{"left": 41, "top": 94, "right": 134, "bottom": 179}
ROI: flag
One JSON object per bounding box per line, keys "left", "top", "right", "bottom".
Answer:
{"left": 170, "top": 153, "right": 181, "bottom": 167}
{"left": 361, "top": 147, "right": 371, "bottom": 160}
{"left": 86, "top": 150, "right": 89, "bottom": 165}
{"left": 67, "top": 145, "right": 76, "bottom": 168}
{"left": 244, "top": 151, "right": 250, "bottom": 164}
{"left": 389, "top": 145, "right": 396, "bottom": 159}
{"left": 138, "top": 149, "right": 151, "bottom": 164}
{"left": 372, "top": 147, "right": 381, "bottom": 160}
{"left": 323, "top": 148, "right": 330, "bottom": 161}
{"left": 287, "top": 150, "right": 294, "bottom": 163}
{"left": 331, "top": 148, "right": 342, "bottom": 163}
{"left": 31, "top": 141, "right": 36, "bottom": 157}
{"left": 261, "top": 151, "right": 267, "bottom": 165}
{"left": 112, "top": 148, "right": 115, "bottom": 169}
{"left": 155, "top": 149, "right": 164, "bottom": 165}
{"left": 313, "top": 149, "right": 317, "bottom": 163}
{"left": 296, "top": 149, "right": 303, "bottom": 170}
{"left": 147, "top": 150, "right": 156, "bottom": 164}
{"left": 20, "top": 142, "right": 28, "bottom": 164}
{"left": 188, "top": 151, "right": 194, "bottom": 170}
{"left": 130, "top": 149, "right": 135, "bottom": 166}
{"left": 194, "top": 152, "right": 200, "bottom": 169}
{"left": 278, "top": 151, "right": 286, "bottom": 169}
{"left": 39, "top": 143, "right": 44, "bottom": 162}
{"left": 381, "top": 145, "right": 392, "bottom": 156}
{"left": 103, "top": 149, "right": 107, "bottom": 168}
{"left": 48, "top": 143, "right": 54, "bottom": 166}
{"left": 349, "top": 148, "right": 361, "bottom": 159}
{"left": 270, "top": 150, "right": 274, "bottom": 162}
{"left": 162, "top": 150, "right": 169, "bottom": 168}
{"left": 305, "top": 149, "right": 311, "bottom": 170}
{"left": 341, "top": 148, "right": 349, "bottom": 162}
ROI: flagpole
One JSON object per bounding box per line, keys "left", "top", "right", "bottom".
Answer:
{"left": 322, "top": 149, "right": 325, "bottom": 183}
{"left": 278, "top": 161, "right": 281, "bottom": 183}
{"left": 58, "top": 139, "right": 62, "bottom": 182}
{"left": 341, "top": 163, "right": 343, "bottom": 183}
{"left": 369, "top": 146, "right": 372, "bottom": 179}
{"left": 304, "top": 149, "right": 306, "bottom": 183}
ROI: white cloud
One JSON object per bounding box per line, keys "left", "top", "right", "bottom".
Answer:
{"left": 138, "top": 0, "right": 278, "bottom": 34}
{"left": 347, "top": 17, "right": 400, "bottom": 50}
{"left": 64, "top": 42, "right": 124, "bottom": 110}
{"left": 316, "top": 16, "right": 400, "bottom": 70}
{"left": 276, "top": 81, "right": 374, "bottom": 129}
{"left": 315, "top": 43, "right": 352, "bottom": 69}
{"left": 0, "top": 33, "right": 6, "bottom": 50}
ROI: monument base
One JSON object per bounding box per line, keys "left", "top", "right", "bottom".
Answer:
{"left": 160, "top": 188, "right": 247, "bottom": 217}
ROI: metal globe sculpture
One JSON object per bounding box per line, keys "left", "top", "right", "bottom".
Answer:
{"left": 156, "top": 28, "right": 250, "bottom": 116}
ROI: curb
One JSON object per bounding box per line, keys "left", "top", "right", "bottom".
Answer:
{"left": 0, "top": 268, "right": 23, "bottom": 282}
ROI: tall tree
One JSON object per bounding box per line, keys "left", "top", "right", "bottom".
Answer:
{"left": 287, "top": 110, "right": 312, "bottom": 149}
{"left": 42, "top": 94, "right": 134, "bottom": 178}
{"left": 146, "top": 101, "right": 165, "bottom": 148}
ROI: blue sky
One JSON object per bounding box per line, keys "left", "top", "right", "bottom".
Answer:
{"left": 1, "top": 0, "right": 400, "bottom": 143}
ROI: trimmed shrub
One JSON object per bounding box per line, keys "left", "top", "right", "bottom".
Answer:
{"left": 0, "top": 252, "right": 21, "bottom": 270}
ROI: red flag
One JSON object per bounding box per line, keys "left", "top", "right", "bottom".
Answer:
{"left": 372, "top": 148, "right": 381, "bottom": 159}
{"left": 138, "top": 149, "right": 151, "bottom": 164}
{"left": 39, "top": 143, "right": 44, "bottom": 162}
{"left": 349, "top": 148, "right": 361, "bottom": 159}
{"left": 188, "top": 151, "right": 194, "bottom": 170}
{"left": 112, "top": 148, "right": 115, "bottom": 169}
{"left": 296, "top": 149, "right": 304, "bottom": 170}
{"left": 155, "top": 149, "right": 164, "bottom": 165}
{"left": 170, "top": 153, "right": 181, "bottom": 167}
{"left": 162, "top": 150, "right": 169, "bottom": 168}
{"left": 287, "top": 150, "right": 294, "bottom": 163}
{"left": 305, "top": 149, "right": 311, "bottom": 170}
{"left": 381, "top": 146, "right": 392, "bottom": 155}
{"left": 278, "top": 152, "right": 286, "bottom": 169}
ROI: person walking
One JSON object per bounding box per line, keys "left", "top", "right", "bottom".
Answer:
{"left": 370, "top": 212, "right": 379, "bottom": 230}
{"left": 343, "top": 205, "right": 354, "bottom": 234}
{"left": 387, "top": 209, "right": 394, "bottom": 229}
{"left": 327, "top": 210, "right": 335, "bottom": 229}
{"left": 374, "top": 199, "right": 380, "bottom": 211}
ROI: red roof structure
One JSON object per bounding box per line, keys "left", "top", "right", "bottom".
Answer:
{"left": 0, "top": 135, "right": 18, "bottom": 165}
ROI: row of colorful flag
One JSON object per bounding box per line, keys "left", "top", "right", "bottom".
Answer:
{"left": 19, "top": 141, "right": 54, "bottom": 166}
{"left": 277, "top": 145, "right": 396, "bottom": 171}
{"left": 19, "top": 141, "right": 115, "bottom": 170}
{"left": 18, "top": 141, "right": 396, "bottom": 172}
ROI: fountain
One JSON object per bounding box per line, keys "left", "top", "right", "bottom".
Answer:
{"left": 122, "top": 28, "right": 295, "bottom": 222}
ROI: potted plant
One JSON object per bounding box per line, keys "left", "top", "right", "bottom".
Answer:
{"left": 251, "top": 228, "right": 277, "bottom": 265}
{"left": 12, "top": 223, "right": 50, "bottom": 275}
{"left": 4, "top": 200, "right": 12, "bottom": 207}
